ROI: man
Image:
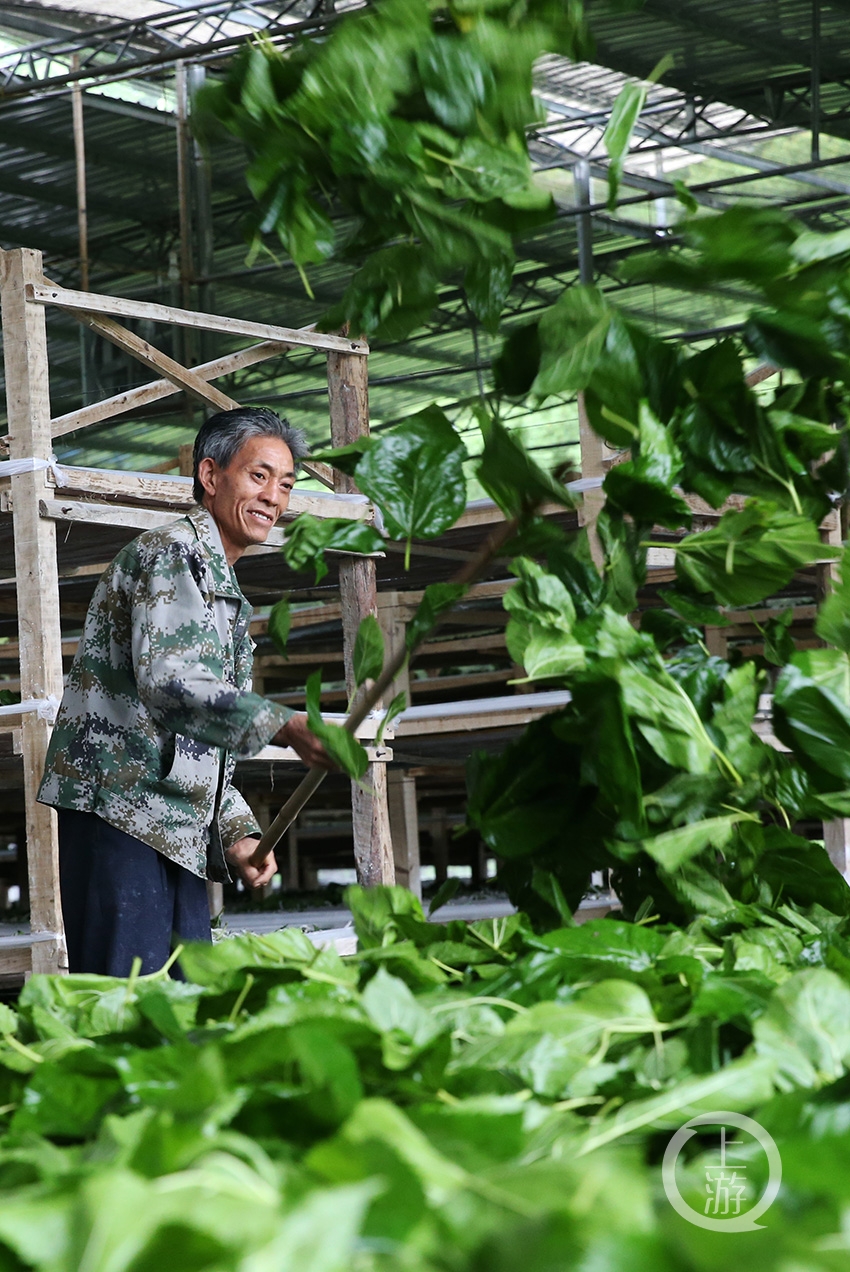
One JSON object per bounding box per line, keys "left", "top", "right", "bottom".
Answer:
{"left": 39, "top": 406, "right": 332, "bottom": 976}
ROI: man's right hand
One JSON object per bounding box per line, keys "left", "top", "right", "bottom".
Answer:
{"left": 272, "top": 713, "right": 336, "bottom": 770}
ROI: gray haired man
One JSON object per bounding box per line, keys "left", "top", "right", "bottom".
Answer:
{"left": 39, "top": 407, "right": 332, "bottom": 976}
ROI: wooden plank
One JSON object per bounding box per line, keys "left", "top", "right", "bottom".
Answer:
{"left": 0, "top": 248, "right": 66, "bottom": 975}
{"left": 0, "top": 944, "right": 31, "bottom": 977}
{"left": 328, "top": 348, "right": 395, "bottom": 888}
{"left": 49, "top": 467, "right": 373, "bottom": 521}
{"left": 27, "top": 281, "right": 369, "bottom": 356}
{"left": 68, "top": 311, "right": 239, "bottom": 414}
{"left": 394, "top": 704, "right": 555, "bottom": 735}
{"left": 50, "top": 340, "right": 293, "bottom": 438}
{"left": 301, "top": 461, "right": 335, "bottom": 490}
{"left": 41, "top": 499, "right": 183, "bottom": 535}
{"left": 263, "top": 669, "right": 515, "bottom": 708}
{"left": 38, "top": 501, "right": 383, "bottom": 564}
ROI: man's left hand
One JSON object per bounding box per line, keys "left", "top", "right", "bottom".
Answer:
{"left": 226, "top": 836, "right": 277, "bottom": 889}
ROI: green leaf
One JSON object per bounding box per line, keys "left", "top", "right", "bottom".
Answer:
{"left": 659, "top": 590, "right": 730, "bottom": 627}
{"left": 252, "top": 1183, "right": 378, "bottom": 1272}
{"left": 476, "top": 412, "right": 575, "bottom": 519}
{"left": 310, "top": 439, "right": 373, "bottom": 476}
{"left": 415, "top": 34, "right": 494, "bottom": 131}
{"left": 532, "top": 285, "right": 612, "bottom": 398}
{"left": 672, "top": 178, "right": 698, "bottom": 213}
{"left": 603, "top": 401, "right": 691, "bottom": 529}
{"left": 601, "top": 60, "right": 671, "bottom": 212}
{"left": 661, "top": 860, "right": 742, "bottom": 918}
{"left": 464, "top": 252, "right": 515, "bottom": 333}
{"left": 504, "top": 558, "right": 585, "bottom": 681}
{"left": 353, "top": 407, "right": 468, "bottom": 557}
{"left": 492, "top": 322, "right": 541, "bottom": 396}
{"left": 305, "top": 670, "right": 368, "bottom": 779}
{"left": 756, "top": 825, "right": 850, "bottom": 916}
{"left": 353, "top": 615, "right": 384, "bottom": 688}
{"left": 746, "top": 309, "right": 849, "bottom": 380}
{"left": 361, "top": 968, "right": 444, "bottom": 1068}
{"left": 345, "top": 883, "right": 424, "bottom": 950}
{"left": 773, "top": 656, "right": 850, "bottom": 788}
{"left": 754, "top": 968, "right": 850, "bottom": 1090}
{"left": 377, "top": 691, "right": 406, "bottom": 745}
{"left": 579, "top": 1055, "right": 777, "bottom": 1151}
{"left": 529, "top": 868, "right": 575, "bottom": 928}
{"left": 623, "top": 813, "right": 755, "bottom": 872}
{"left": 267, "top": 597, "right": 291, "bottom": 655}
{"left": 0, "top": 1003, "right": 17, "bottom": 1036}
{"left": 603, "top": 80, "right": 646, "bottom": 211}
{"left": 282, "top": 515, "right": 384, "bottom": 584}
{"left": 466, "top": 713, "right": 579, "bottom": 861}
{"left": 406, "top": 582, "right": 467, "bottom": 653}
{"left": 618, "top": 663, "right": 715, "bottom": 774}
{"left": 790, "top": 224, "right": 850, "bottom": 266}
{"left": 427, "top": 876, "right": 460, "bottom": 917}
{"left": 673, "top": 500, "right": 836, "bottom": 607}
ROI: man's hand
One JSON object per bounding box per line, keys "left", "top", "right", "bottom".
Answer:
{"left": 273, "top": 713, "right": 337, "bottom": 770}
{"left": 226, "top": 836, "right": 278, "bottom": 889}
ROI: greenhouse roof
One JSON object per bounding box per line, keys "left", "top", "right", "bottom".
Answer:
{"left": 0, "top": 0, "right": 849, "bottom": 480}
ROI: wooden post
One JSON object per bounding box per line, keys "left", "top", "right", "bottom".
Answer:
{"left": 705, "top": 627, "right": 728, "bottom": 658}
{"left": 70, "top": 61, "right": 89, "bottom": 294}
{"left": 376, "top": 590, "right": 411, "bottom": 704}
{"left": 431, "top": 807, "right": 449, "bottom": 885}
{"left": 1, "top": 248, "right": 66, "bottom": 974}
{"left": 387, "top": 770, "right": 421, "bottom": 898}
{"left": 577, "top": 393, "right": 606, "bottom": 569}
{"left": 178, "top": 443, "right": 194, "bottom": 479}
{"left": 376, "top": 591, "right": 420, "bottom": 896}
{"left": 824, "top": 819, "right": 850, "bottom": 880}
{"left": 71, "top": 59, "right": 90, "bottom": 407}
{"left": 284, "top": 825, "right": 300, "bottom": 892}
{"left": 572, "top": 162, "right": 606, "bottom": 569}
{"left": 819, "top": 509, "right": 848, "bottom": 878}
{"left": 327, "top": 350, "right": 394, "bottom": 887}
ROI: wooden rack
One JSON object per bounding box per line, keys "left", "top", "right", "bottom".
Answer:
{"left": 0, "top": 246, "right": 391, "bottom": 978}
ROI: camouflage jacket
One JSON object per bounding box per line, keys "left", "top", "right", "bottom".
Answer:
{"left": 38, "top": 505, "right": 292, "bottom": 879}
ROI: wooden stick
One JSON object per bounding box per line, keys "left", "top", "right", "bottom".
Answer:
{"left": 51, "top": 340, "right": 293, "bottom": 437}
{"left": 71, "top": 311, "right": 239, "bottom": 414}
{"left": 248, "top": 514, "right": 520, "bottom": 868}
{"left": 27, "top": 280, "right": 369, "bottom": 356}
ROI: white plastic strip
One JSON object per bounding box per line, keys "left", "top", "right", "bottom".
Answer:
{"left": 0, "top": 457, "right": 53, "bottom": 477}
{"left": 565, "top": 476, "right": 605, "bottom": 492}
{"left": 0, "top": 695, "right": 60, "bottom": 722}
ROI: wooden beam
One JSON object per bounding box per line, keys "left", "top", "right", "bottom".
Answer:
{"left": 0, "top": 248, "right": 66, "bottom": 975}
{"left": 48, "top": 466, "right": 373, "bottom": 521}
{"left": 27, "top": 281, "right": 369, "bottom": 356}
{"left": 68, "top": 311, "right": 239, "bottom": 414}
{"left": 328, "top": 348, "right": 394, "bottom": 888}
{"left": 50, "top": 340, "right": 293, "bottom": 438}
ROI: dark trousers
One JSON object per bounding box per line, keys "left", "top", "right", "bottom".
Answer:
{"left": 58, "top": 808, "right": 211, "bottom": 977}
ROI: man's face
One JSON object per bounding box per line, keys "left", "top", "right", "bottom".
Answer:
{"left": 198, "top": 434, "right": 295, "bottom": 564}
